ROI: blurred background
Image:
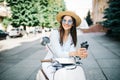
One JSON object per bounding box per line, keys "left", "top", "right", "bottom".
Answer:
{"left": 0, "top": 0, "right": 119, "bottom": 39}
{"left": 0, "top": 0, "right": 120, "bottom": 80}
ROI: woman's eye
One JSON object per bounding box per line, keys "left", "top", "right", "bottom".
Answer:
{"left": 63, "top": 19, "right": 66, "bottom": 22}
{"left": 68, "top": 20, "right": 72, "bottom": 23}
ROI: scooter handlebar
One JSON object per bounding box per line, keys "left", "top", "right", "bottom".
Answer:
{"left": 41, "top": 59, "right": 52, "bottom": 62}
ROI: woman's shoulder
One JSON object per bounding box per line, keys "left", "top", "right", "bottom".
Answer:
{"left": 50, "top": 28, "right": 60, "bottom": 40}
{"left": 51, "top": 28, "right": 59, "bottom": 35}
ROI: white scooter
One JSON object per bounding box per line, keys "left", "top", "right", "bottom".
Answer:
{"left": 36, "top": 37, "right": 89, "bottom": 80}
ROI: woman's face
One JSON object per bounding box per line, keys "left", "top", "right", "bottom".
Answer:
{"left": 62, "top": 16, "right": 73, "bottom": 31}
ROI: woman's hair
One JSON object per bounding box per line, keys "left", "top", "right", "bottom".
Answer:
{"left": 59, "top": 15, "right": 77, "bottom": 47}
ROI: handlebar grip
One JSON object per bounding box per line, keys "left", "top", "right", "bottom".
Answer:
{"left": 41, "top": 59, "right": 52, "bottom": 62}
{"left": 80, "top": 41, "right": 89, "bottom": 50}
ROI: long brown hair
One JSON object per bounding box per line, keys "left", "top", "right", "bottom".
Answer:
{"left": 59, "top": 15, "right": 77, "bottom": 47}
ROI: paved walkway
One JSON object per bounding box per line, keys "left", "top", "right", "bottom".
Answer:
{"left": 0, "top": 32, "right": 50, "bottom": 52}
{"left": 78, "top": 32, "right": 120, "bottom": 80}
{"left": 0, "top": 31, "right": 120, "bottom": 80}
{"left": 0, "top": 35, "right": 37, "bottom": 52}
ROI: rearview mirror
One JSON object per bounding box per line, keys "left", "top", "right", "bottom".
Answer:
{"left": 40, "top": 36, "right": 50, "bottom": 46}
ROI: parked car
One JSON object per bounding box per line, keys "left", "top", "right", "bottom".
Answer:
{"left": 0, "top": 30, "right": 8, "bottom": 40}
{"left": 35, "top": 27, "right": 42, "bottom": 33}
{"left": 8, "top": 28, "right": 25, "bottom": 38}
{"left": 44, "top": 28, "right": 51, "bottom": 32}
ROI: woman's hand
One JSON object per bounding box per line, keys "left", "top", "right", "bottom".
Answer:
{"left": 76, "top": 48, "right": 88, "bottom": 59}
{"left": 69, "top": 48, "right": 88, "bottom": 58}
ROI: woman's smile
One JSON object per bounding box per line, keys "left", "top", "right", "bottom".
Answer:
{"left": 62, "top": 16, "right": 73, "bottom": 30}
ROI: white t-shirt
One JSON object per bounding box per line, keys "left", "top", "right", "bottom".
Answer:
{"left": 44, "top": 30, "right": 77, "bottom": 59}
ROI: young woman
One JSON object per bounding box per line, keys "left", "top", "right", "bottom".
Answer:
{"left": 42, "top": 11, "right": 88, "bottom": 80}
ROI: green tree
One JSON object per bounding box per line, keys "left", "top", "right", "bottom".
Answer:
{"left": 0, "top": 0, "right": 4, "bottom": 2}
{"left": 2, "top": 17, "right": 11, "bottom": 29}
{"left": 102, "top": 0, "right": 120, "bottom": 38}
{"left": 5, "top": 0, "right": 66, "bottom": 29}
{"left": 6, "top": 0, "right": 39, "bottom": 30}
{"left": 37, "top": 0, "right": 66, "bottom": 28}
{"left": 85, "top": 10, "right": 93, "bottom": 26}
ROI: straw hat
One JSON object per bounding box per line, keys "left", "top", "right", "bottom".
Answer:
{"left": 56, "top": 11, "right": 81, "bottom": 27}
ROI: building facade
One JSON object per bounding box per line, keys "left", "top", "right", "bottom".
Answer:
{"left": 92, "top": 0, "right": 109, "bottom": 24}
{"left": 0, "top": 1, "right": 11, "bottom": 30}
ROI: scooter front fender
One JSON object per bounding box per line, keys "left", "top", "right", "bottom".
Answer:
{"left": 54, "top": 66, "right": 86, "bottom": 80}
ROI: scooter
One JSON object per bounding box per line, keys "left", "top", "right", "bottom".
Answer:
{"left": 36, "top": 37, "right": 89, "bottom": 80}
